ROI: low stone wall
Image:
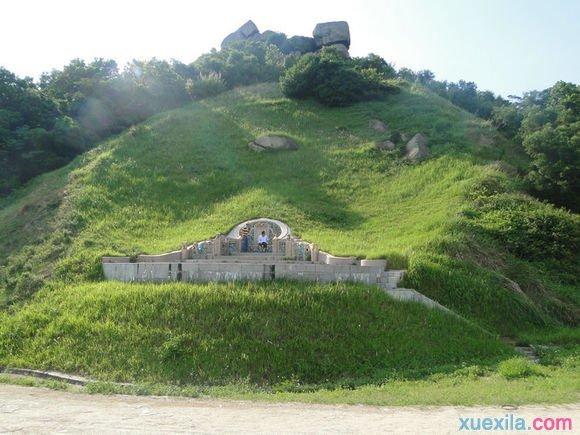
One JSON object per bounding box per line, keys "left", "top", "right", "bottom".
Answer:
{"left": 102, "top": 261, "right": 401, "bottom": 288}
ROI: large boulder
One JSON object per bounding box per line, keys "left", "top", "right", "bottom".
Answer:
{"left": 369, "top": 119, "right": 388, "bottom": 133}
{"left": 313, "top": 21, "right": 350, "bottom": 49}
{"left": 405, "top": 133, "right": 430, "bottom": 160}
{"left": 221, "top": 20, "right": 260, "bottom": 48}
{"left": 249, "top": 135, "right": 299, "bottom": 152}
{"left": 281, "top": 36, "right": 317, "bottom": 54}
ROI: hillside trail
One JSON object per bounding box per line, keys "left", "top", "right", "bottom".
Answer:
{"left": 0, "top": 384, "right": 578, "bottom": 433}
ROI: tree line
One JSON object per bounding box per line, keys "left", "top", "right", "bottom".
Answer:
{"left": 400, "top": 68, "right": 579, "bottom": 211}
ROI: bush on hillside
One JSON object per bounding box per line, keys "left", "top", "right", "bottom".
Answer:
{"left": 186, "top": 73, "right": 227, "bottom": 100}
{"left": 471, "top": 193, "right": 579, "bottom": 261}
{"left": 498, "top": 357, "right": 542, "bottom": 379}
{"left": 280, "top": 48, "right": 393, "bottom": 106}
{"left": 194, "top": 41, "right": 284, "bottom": 88}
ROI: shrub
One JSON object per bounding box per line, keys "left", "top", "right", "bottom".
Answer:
{"left": 194, "top": 41, "right": 284, "bottom": 88}
{"left": 473, "top": 193, "right": 579, "bottom": 260}
{"left": 465, "top": 171, "right": 512, "bottom": 202}
{"left": 186, "top": 73, "right": 227, "bottom": 100}
{"left": 280, "top": 47, "right": 393, "bottom": 106}
{"left": 498, "top": 357, "right": 541, "bottom": 379}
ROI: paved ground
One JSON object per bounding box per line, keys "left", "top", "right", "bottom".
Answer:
{"left": 0, "top": 384, "right": 578, "bottom": 433}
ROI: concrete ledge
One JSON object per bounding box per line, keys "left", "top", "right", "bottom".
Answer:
{"left": 360, "top": 259, "right": 387, "bottom": 270}
{"left": 385, "top": 288, "right": 455, "bottom": 315}
{"left": 1, "top": 367, "right": 89, "bottom": 386}
{"left": 137, "top": 251, "right": 182, "bottom": 263}
{"left": 102, "top": 256, "right": 131, "bottom": 263}
{"left": 319, "top": 251, "right": 357, "bottom": 265}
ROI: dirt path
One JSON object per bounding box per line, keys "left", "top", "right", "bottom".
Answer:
{"left": 0, "top": 384, "right": 577, "bottom": 433}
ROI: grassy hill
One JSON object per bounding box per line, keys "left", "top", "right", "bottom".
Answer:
{"left": 0, "top": 281, "right": 508, "bottom": 385}
{"left": 0, "top": 82, "right": 577, "bottom": 390}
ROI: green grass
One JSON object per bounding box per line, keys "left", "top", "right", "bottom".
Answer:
{"left": 0, "top": 82, "right": 577, "bottom": 399}
{"left": 2, "top": 361, "right": 578, "bottom": 406}
{"left": 0, "top": 281, "right": 510, "bottom": 385}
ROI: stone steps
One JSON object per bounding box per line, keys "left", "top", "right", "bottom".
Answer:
{"left": 515, "top": 346, "right": 540, "bottom": 363}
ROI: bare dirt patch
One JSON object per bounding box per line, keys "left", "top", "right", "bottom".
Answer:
{"left": 0, "top": 384, "right": 578, "bottom": 433}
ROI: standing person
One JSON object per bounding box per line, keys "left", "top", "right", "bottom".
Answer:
{"left": 258, "top": 231, "right": 269, "bottom": 252}
{"left": 240, "top": 224, "right": 250, "bottom": 252}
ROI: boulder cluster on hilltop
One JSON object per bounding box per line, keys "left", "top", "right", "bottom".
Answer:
{"left": 221, "top": 20, "right": 351, "bottom": 56}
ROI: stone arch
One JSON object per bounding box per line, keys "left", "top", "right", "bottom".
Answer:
{"left": 226, "top": 218, "right": 292, "bottom": 253}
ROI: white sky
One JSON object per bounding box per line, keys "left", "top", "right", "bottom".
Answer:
{"left": 1, "top": 0, "right": 579, "bottom": 96}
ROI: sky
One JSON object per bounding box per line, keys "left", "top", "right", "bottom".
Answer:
{"left": 1, "top": 0, "right": 578, "bottom": 97}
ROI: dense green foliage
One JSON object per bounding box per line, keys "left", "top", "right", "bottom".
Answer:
{"left": 280, "top": 48, "right": 395, "bottom": 106}
{"left": 469, "top": 193, "right": 578, "bottom": 261}
{"left": 0, "top": 281, "right": 509, "bottom": 384}
{"left": 497, "top": 357, "right": 543, "bottom": 379}
{"left": 518, "top": 82, "right": 579, "bottom": 211}
{"left": 399, "top": 68, "right": 508, "bottom": 120}
{"left": 0, "top": 67, "right": 79, "bottom": 193}
{"left": 0, "top": 59, "right": 194, "bottom": 195}
{"left": 194, "top": 41, "right": 287, "bottom": 88}
{"left": 186, "top": 72, "right": 227, "bottom": 99}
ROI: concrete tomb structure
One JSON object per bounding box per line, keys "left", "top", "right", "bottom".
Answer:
{"left": 102, "top": 218, "right": 401, "bottom": 287}
{"left": 102, "top": 218, "right": 451, "bottom": 313}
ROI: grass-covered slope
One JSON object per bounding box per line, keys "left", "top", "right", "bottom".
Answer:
{"left": 0, "top": 281, "right": 509, "bottom": 384}
{"left": 0, "top": 79, "right": 577, "bottom": 374}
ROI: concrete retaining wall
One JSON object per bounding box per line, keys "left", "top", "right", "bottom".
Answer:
{"left": 102, "top": 261, "right": 402, "bottom": 287}
{"left": 101, "top": 262, "right": 455, "bottom": 315}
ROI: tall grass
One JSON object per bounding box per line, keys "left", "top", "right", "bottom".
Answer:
{"left": 0, "top": 281, "right": 510, "bottom": 384}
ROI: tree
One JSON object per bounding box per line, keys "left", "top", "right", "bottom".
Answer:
{"left": 280, "top": 47, "right": 391, "bottom": 106}
{"left": 519, "top": 82, "right": 580, "bottom": 211}
{"left": 354, "top": 53, "right": 396, "bottom": 79}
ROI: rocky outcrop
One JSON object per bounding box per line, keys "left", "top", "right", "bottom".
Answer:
{"left": 249, "top": 135, "right": 299, "bottom": 152}
{"left": 221, "top": 20, "right": 351, "bottom": 56}
{"left": 405, "top": 133, "right": 429, "bottom": 160}
{"left": 313, "top": 21, "right": 350, "bottom": 49}
{"left": 369, "top": 119, "right": 388, "bottom": 133}
{"left": 221, "top": 20, "right": 260, "bottom": 48}
{"left": 375, "top": 140, "right": 396, "bottom": 151}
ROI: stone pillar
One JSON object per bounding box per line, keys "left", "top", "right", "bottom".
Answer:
{"left": 181, "top": 243, "right": 189, "bottom": 261}
{"left": 272, "top": 238, "right": 279, "bottom": 255}
{"left": 211, "top": 237, "right": 221, "bottom": 258}
{"left": 285, "top": 237, "right": 293, "bottom": 259}
{"left": 311, "top": 244, "right": 319, "bottom": 263}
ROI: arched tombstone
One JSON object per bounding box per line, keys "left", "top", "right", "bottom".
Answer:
{"left": 227, "top": 218, "right": 290, "bottom": 254}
